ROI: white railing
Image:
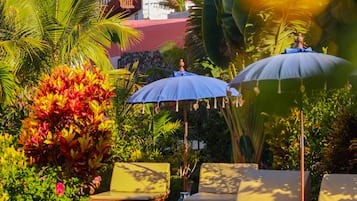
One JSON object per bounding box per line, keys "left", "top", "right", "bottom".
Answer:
{"left": 99, "top": 0, "right": 111, "bottom": 5}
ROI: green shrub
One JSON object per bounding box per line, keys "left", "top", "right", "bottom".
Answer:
{"left": 0, "top": 133, "right": 27, "bottom": 200}
{"left": 13, "top": 166, "right": 89, "bottom": 201}
{"left": 0, "top": 87, "right": 32, "bottom": 141}
{"left": 322, "top": 106, "right": 357, "bottom": 173}
{"left": 1, "top": 134, "right": 89, "bottom": 200}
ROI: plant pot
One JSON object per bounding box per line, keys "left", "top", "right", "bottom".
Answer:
{"left": 177, "top": 191, "right": 190, "bottom": 201}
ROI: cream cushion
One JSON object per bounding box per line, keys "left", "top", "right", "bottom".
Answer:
{"left": 198, "top": 163, "right": 258, "bottom": 194}
{"left": 110, "top": 162, "right": 170, "bottom": 193}
{"left": 90, "top": 162, "right": 170, "bottom": 201}
{"left": 318, "top": 174, "right": 357, "bottom": 201}
{"left": 236, "top": 169, "right": 311, "bottom": 201}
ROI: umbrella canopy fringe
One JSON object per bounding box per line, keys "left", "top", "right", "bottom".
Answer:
{"left": 324, "top": 81, "right": 327, "bottom": 90}
{"left": 278, "top": 80, "right": 281, "bottom": 94}
{"left": 155, "top": 103, "right": 160, "bottom": 113}
{"left": 254, "top": 81, "right": 260, "bottom": 95}
{"left": 141, "top": 104, "right": 145, "bottom": 114}
{"left": 193, "top": 100, "right": 199, "bottom": 111}
{"left": 300, "top": 80, "right": 305, "bottom": 93}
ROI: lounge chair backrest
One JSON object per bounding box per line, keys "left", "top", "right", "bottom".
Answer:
{"left": 110, "top": 162, "right": 170, "bottom": 194}
{"left": 318, "top": 174, "right": 357, "bottom": 201}
{"left": 198, "top": 163, "right": 258, "bottom": 194}
{"left": 236, "top": 169, "right": 311, "bottom": 201}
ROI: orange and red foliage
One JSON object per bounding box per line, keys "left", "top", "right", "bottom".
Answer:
{"left": 18, "top": 63, "right": 115, "bottom": 181}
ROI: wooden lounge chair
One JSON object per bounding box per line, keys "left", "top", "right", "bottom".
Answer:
{"left": 236, "top": 169, "right": 311, "bottom": 201}
{"left": 90, "top": 162, "right": 170, "bottom": 201}
{"left": 318, "top": 174, "right": 357, "bottom": 201}
{"left": 184, "top": 163, "right": 258, "bottom": 201}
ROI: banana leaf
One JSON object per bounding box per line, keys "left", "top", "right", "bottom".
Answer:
{"left": 202, "top": 0, "right": 229, "bottom": 66}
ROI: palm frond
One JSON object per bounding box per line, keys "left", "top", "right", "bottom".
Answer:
{"left": 185, "top": 0, "right": 209, "bottom": 64}
{"left": 0, "top": 62, "right": 18, "bottom": 108}
{"left": 27, "top": 0, "right": 141, "bottom": 70}
{"left": 202, "top": 0, "right": 229, "bottom": 67}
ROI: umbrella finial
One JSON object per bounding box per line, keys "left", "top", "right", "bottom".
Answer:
{"left": 345, "top": 82, "right": 352, "bottom": 91}
{"left": 324, "top": 81, "right": 327, "bottom": 90}
{"left": 179, "top": 58, "right": 185, "bottom": 72}
{"left": 141, "top": 104, "right": 145, "bottom": 114}
{"left": 155, "top": 103, "right": 160, "bottom": 113}
{"left": 193, "top": 100, "right": 199, "bottom": 111}
{"left": 293, "top": 32, "right": 308, "bottom": 49}
{"left": 254, "top": 81, "right": 260, "bottom": 95}
{"left": 238, "top": 96, "right": 244, "bottom": 107}
{"left": 300, "top": 80, "right": 305, "bottom": 93}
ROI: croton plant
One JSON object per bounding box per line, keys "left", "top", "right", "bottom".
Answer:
{"left": 18, "top": 63, "right": 115, "bottom": 181}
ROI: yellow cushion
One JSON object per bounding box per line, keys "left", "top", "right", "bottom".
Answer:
{"left": 318, "top": 174, "right": 357, "bottom": 201}
{"left": 198, "top": 163, "right": 258, "bottom": 194}
{"left": 110, "top": 162, "right": 170, "bottom": 193}
{"left": 236, "top": 169, "right": 310, "bottom": 201}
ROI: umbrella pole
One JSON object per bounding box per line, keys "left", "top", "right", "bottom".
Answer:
{"left": 183, "top": 102, "right": 188, "bottom": 192}
{"left": 300, "top": 110, "right": 305, "bottom": 201}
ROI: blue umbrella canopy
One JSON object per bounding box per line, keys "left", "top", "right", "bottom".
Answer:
{"left": 228, "top": 48, "right": 356, "bottom": 201}
{"left": 230, "top": 50, "right": 355, "bottom": 93}
{"left": 128, "top": 71, "right": 239, "bottom": 104}
{"left": 127, "top": 71, "right": 239, "bottom": 192}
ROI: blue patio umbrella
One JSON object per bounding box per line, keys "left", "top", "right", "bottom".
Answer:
{"left": 128, "top": 71, "right": 239, "bottom": 192}
{"left": 229, "top": 48, "right": 356, "bottom": 201}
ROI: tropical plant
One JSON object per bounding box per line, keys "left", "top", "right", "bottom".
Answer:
{"left": 27, "top": 0, "right": 141, "bottom": 71}
{"left": 1, "top": 0, "right": 141, "bottom": 86}
{"left": 113, "top": 107, "right": 181, "bottom": 162}
{"left": 202, "top": 0, "right": 331, "bottom": 67}
{"left": 189, "top": 0, "right": 357, "bottom": 165}
{"left": 190, "top": 103, "right": 232, "bottom": 162}
{"left": 0, "top": 0, "right": 43, "bottom": 107}
{"left": 322, "top": 105, "right": 357, "bottom": 173}
{"left": 264, "top": 88, "right": 355, "bottom": 201}
{"left": 0, "top": 0, "right": 141, "bottom": 109}
{"left": 314, "top": 0, "right": 357, "bottom": 60}
{"left": 1, "top": 134, "right": 89, "bottom": 200}
{"left": 185, "top": 0, "right": 206, "bottom": 66}
{"left": 0, "top": 86, "right": 33, "bottom": 140}
{"left": 109, "top": 62, "right": 180, "bottom": 162}
{"left": 18, "top": 63, "right": 115, "bottom": 182}
{"left": 0, "top": 133, "right": 28, "bottom": 200}
{"left": 17, "top": 166, "right": 89, "bottom": 201}
{"left": 159, "top": 42, "right": 186, "bottom": 69}
{"left": 160, "top": 0, "right": 187, "bottom": 12}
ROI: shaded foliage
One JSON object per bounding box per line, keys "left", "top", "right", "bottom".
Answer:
{"left": 264, "top": 88, "right": 356, "bottom": 201}
{"left": 109, "top": 62, "right": 180, "bottom": 163}
{"left": 322, "top": 106, "right": 357, "bottom": 173}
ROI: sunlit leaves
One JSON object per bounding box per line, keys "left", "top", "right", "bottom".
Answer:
{"left": 18, "top": 63, "right": 115, "bottom": 182}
